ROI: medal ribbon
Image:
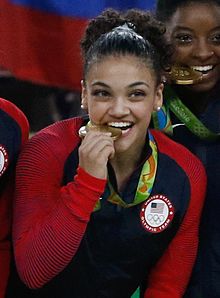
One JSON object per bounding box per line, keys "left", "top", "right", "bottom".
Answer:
{"left": 94, "top": 132, "right": 158, "bottom": 211}
{"left": 151, "top": 101, "right": 173, "bottom": 136}
{"left": 152, "top": 86, "right": 220, "bottom": 141}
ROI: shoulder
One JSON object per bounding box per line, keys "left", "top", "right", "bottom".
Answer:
{"left": 150, "top": 129, "right": 207, "bottom": 183}
{"left": 0, "top": 98, "right": 29, "bottom": 176}
{"left": 30, "top": 116, "right": 83, "bottom": 145}
{"left": 20, "top": 117, "right": 84, "bottom": 162}
{"left": 0, "top": 97, "right": 29, "bottom": 145}
{"left": 16, "top": 117, "right": 85, "bottom": 182}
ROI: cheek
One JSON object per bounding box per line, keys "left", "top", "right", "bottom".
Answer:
{"left": 172, "top": 46, "right": 192, "bottom": 63}
{"left": 88, "top": 103, "right": 107, "bottom": 122}
{"left": 215, "top": 48, "right": 220, "bottom": 60}
{"left": 138, "top": 106, "right": 154, "bottom": 123}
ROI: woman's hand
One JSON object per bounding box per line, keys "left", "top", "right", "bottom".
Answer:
{"left": 79, "top": 131, "right": 115, "bottom": 179}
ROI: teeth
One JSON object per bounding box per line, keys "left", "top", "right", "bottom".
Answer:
{"left": 108, "top": 122, "right": 132, "bottom": 128}
{"left": 191, "top": 65, "right": 213, "bottom": 72}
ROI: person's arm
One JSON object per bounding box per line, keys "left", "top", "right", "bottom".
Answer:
{"left": 144, "top": 135, "right": 207, "bottom": 298}
{"left": 0, "top": 97, "right": 29, "bottom": 145}
{"left": 13, "top": 122, "right": 107, "bottom": 289}
{"left": 0, "top": 182, "right": 14, "bottom": 298}
{"left": 0, "top": 98, "right": 29, "bottom": 298}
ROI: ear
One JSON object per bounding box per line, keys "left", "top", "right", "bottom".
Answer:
{"left": 81, "top": 79, "right": 88, "bottom": 109}
{"left": 153, "top": 83, "right": 164, "bottom": 112}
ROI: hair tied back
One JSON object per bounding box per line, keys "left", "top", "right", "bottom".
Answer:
{"left": 113, "top": 22, "right": 136, "bottom": 32}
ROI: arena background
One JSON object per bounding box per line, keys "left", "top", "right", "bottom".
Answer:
{"left": 0, "top": 0, "right": 156, "bottom": 133}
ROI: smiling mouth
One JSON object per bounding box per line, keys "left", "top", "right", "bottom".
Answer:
{"left": 108, "top": 121, "right": 133, "bottom": 130}
{"left": 191, "top": 65, "right": 215, "bottom": 75}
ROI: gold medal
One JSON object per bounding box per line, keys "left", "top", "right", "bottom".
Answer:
{"left": 78, "top": 121, "right": 122, "bottom": 140}
{"left": 168, "top": 65, "right": 203, "bottom": 85}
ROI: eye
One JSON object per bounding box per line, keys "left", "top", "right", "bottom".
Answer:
{"left": 174, "top": 33, "right": 193, "bottom": 45}
{"left": 210, "top": 32, "right": 220, "bottom": 44}
{"left": 92, "top": 89, "right": 110, "bottom": 97}
{"left": 129, "top": 90, "right": 146, "bottom": 100}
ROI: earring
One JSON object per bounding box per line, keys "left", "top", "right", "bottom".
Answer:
{"left": 156, "top": 106, "right": 161, "bottom": 111}
{"left": 161, "top": 75, "right": 167, "bottom": 84}
{"left": 80, "top": 104, "right": 84, "bottom": 109}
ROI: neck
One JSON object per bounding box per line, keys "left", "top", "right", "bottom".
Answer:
{"left": 110, "top": 145, "right": 144, "bottom": 191}
{"left": 111, "top": 153, "right": 139, "bottom": 170}
{"left": 173, "top": 84, "right": 219, "bottom": 115}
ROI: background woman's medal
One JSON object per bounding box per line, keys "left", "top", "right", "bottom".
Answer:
{"left": 169, "top": 65, "right": 203, "bottom": 85}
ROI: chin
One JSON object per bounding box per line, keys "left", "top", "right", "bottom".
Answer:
{"left": 187, "top": 81, "right": 218, "bottom": 93}
{"left": 114, "top": 143, "right": 130, "bottom": 154}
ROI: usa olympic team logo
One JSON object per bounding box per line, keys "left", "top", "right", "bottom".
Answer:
{"left": 140, "top": 194, "right": 174, "bottom": 233}
{"left": 0, "top": 145, "right": 9, "bottom": 177}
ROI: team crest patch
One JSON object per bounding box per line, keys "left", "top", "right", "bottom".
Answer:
{"left": 140, "top": 194, "right": 174, "bottom": 233}
{"left": 0, "top": 145, "right": 9, "bottom": 177}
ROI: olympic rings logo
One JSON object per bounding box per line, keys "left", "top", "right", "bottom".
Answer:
{"left": 0, "top": 145, "right": 8, "bottom": 177}
{"left": 140, "top": 194, "right": 175, "bottom": 233}
{"left": 147, "top": 213, "right": 165, "bottom": 224}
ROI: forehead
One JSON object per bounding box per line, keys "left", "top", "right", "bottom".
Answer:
{"left": 167, "top": 3, "right": 220, "bottom": 33}
{"left": 86, "top": 54, "right": 155, "bottom": 82}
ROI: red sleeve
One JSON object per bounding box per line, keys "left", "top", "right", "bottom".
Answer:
{"left": 0, "top": 97, "right": 29, "bottom": 145}
{"left": 0, "top": 98, "right": 29, "bottom": 298}
{"left": 0, "top": 182, "right": 14, "bottom": 298}
{"left": 144, "top": 131, "right": 207, "bottom": 298}
{"left": 13, "top": 121, "right": 107, "bottom": 289}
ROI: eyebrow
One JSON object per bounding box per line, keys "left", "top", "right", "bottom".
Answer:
{"left": 173, "top": 24, "right": 220, "bottom": 30}
{"left": 172, "top": 25, "right": 220, "bottom": 35}
{"left": 172, "top": 26, "right": 193, "bottom": 32}
{"left": 91, "top": 82, "right": 109, "bottom": 88}
{"left": 91, "top": 81, "right": 150, "bottom": 88}
{"left": 129, "top": 82, "right": 150, "bottom": 89}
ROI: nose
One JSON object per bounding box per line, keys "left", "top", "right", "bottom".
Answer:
{"left": 193, "top": 39, "right": 214, "bottom": 61}
{"left": 108, "top": 97, "right": 130, "bottom": 118}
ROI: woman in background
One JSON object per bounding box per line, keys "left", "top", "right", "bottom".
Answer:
{"left": 0, "top": 98, "right": 29, "bottom": 297}
{"left": 155, "top": 1, "right": 220, "bottom": 297}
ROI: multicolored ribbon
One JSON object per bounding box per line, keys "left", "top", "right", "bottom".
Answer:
{"left": 152, "top": 86, "right": 220, "bottom": 141}
{"left": 94, "top": 132, "right": 157, "bottom": 211}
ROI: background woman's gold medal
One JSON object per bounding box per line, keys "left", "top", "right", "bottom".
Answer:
{"left": 169, "top": 65, "right": 203, "bottom": 85}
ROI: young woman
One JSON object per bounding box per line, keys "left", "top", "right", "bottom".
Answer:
{"left": 155, "top": 1, "right": 220, "bottom": 297}
{"left": 8, "top": 9, "right": 206, "bottom": 298}
{"left": 0, "top": 98, "right": 29, "bottom": 297}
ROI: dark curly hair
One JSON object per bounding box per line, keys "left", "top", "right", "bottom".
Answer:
{"left": 156, "top": 0, "right": 220, "bottom": 22}
{"left": 80, "top": 8, "right": 170, "bottom": 85}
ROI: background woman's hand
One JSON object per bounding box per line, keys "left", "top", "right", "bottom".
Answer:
{"left": 79, "top": 131, "right": 115, "bottom": 179}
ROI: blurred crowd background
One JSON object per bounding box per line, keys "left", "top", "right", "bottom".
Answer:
{"left": 0, "top": 0, "right": 156, "bottom": 133}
